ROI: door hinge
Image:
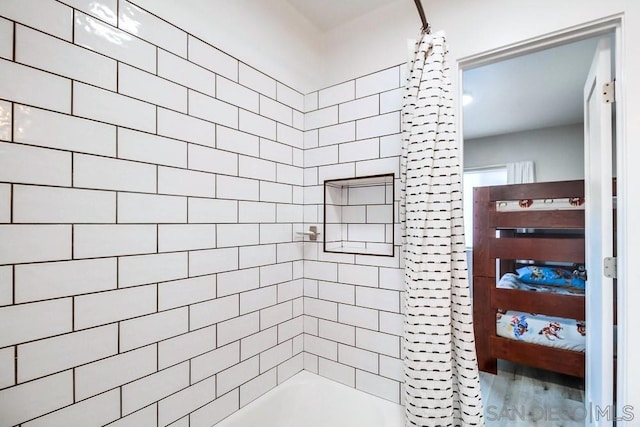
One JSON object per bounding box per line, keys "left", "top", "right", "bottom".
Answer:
{"left": 603, "top": 81, "right": 615, "bottom": 104}
{"left": 603, "top": 257, "right": 617, "bottom": 279}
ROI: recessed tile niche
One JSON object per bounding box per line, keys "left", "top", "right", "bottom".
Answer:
{"left": 323, "top": 174, "right": 395, "bottom": 256}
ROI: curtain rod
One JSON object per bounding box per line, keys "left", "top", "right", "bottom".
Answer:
{"left": 413, "top": 0, "right": 430, "bottom": 34}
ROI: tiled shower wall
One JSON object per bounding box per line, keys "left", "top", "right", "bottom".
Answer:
{"left": 302, "top": 65, "right": 406, "bottom": 404}
{"left": 0, "top": 1, "right": 306, "bottom": 425}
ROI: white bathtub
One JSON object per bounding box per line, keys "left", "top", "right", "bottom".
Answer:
{"left": 216, "top": 371, "right": 405, "bottom": 427}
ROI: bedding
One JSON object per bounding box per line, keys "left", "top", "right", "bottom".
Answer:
{"left": 498, "top": 272, "right": 584, "bottom": 296}
{"left": 516, "top": 265, "right": 586, "bottom": 289}
{"left": 496, "top": 309, "right": 585, "bottom": 352}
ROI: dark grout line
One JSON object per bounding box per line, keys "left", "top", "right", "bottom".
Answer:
{"left": 115, "top": 0, "right": 119, "bottom": 29}
{"left": 70, "top": 224, "right": 75, "bottom": 260}
{"left": 69, "top": 79, "right": 74, "bottom": 115}
{"left": 13, "top": 345, "right": 17, "bottom": 386}
{"left": 12, "top": 21, "right": 16, "bottom": 62}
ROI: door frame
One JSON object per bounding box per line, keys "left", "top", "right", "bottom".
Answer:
{"left": 456, "top": 15, "right": 626, "bottom": 424}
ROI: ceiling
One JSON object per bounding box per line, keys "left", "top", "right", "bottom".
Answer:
{"left": 286, "top": 0, "right": 603, "bottom": 140}
{"left": 285, "top": 0, "right": 398, "bottom": 31}
{"left": 462, "top": 36, "right": 602, "bottom": 140}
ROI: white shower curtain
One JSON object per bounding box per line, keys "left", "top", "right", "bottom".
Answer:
{"left": 400, "top": 31, "right": 484, "bottom": 427}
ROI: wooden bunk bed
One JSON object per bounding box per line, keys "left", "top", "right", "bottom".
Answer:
{"left": 472, "top": 179, "right": 590, "bottom": 378}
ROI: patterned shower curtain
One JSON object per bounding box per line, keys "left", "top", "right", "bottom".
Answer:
{"left": 400, "top": 31, "right": 484, "bottom": 426}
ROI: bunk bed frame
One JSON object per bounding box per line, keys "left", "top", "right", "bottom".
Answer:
{"left": 472, "top": 180, "right": 586, "bottom": 378}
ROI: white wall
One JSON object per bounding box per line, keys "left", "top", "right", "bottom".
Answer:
{"left": 136, "top": 0, "right": 324, "bottom": 93}
{"left": 320, "top": 0, "right": 640, "bottom": 414}
{"left": 302, "top": 66, "right": 404, "bottom": 403}
{"left": 0, "top": 1, "right": 305, "bottom": 425}
{"left": 321, "top": 0, "right": 418, "bottom": 89}
{"left": 322, "top": 0, "right": 633, "bottom": 89}
{"left": 464, "top": 124, "right": 584, "bottom": 182}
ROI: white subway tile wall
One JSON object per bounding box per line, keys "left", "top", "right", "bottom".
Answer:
{"left": 0, "top": 1, "right": 305, "bottom": 426}
{"left": 0, "top": 0, "right": 408, "bottom": 422}
{"left": 188, "top": 36, "right": 237, "bottom": 82}
{"left": 303, "top": 65, "right": 403, "bottom": 404}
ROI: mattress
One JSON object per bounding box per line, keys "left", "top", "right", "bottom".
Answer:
{"left": 496, "top": 310, "right": 586, "bottom": 352}
{"left": 498, "top": 272, "right": 585, "bottom": 296}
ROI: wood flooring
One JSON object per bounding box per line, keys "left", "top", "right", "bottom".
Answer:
{"left": 480, "top": 361, "right": 585, "bottom": 426}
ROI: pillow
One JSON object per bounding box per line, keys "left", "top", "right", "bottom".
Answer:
{"left": 516, "top": 266, "right": 586, "bottom": 289}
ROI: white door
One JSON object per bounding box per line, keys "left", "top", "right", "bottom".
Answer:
{"left": 584, "top": 36, "right": 615, "bottom": 426}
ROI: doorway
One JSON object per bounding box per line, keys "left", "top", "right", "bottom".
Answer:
{"left": 459, "top": 24, "right": 620, "bottom": 426}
